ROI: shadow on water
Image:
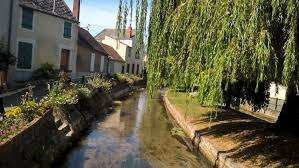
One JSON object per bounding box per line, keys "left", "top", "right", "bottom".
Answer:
{"left": 56, "top": 90, "right": 211, "bottom": 168}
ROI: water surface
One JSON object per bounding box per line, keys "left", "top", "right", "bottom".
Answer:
{"left": 59, "top": 90, "right": 210, "bottom": 168}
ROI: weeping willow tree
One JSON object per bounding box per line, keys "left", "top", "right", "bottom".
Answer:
{"left": 116, "top": 0, "right": 148, "bottom": 58}
{"left": 144, "top": 0, "right": 299, "bottom": 129}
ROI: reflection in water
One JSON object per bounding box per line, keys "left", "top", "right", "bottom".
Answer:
{"left": 60, "top": 90, "right": 210, "bottom": 168}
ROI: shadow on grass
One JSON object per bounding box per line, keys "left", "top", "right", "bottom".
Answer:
{"left": 194, "top": 110, "right": 299, "bottom": 167}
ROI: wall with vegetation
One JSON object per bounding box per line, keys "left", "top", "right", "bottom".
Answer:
{"left": 0, "top": 83, "right": 138, "bottom": 167}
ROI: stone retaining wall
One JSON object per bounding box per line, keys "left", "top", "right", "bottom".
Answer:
{"left": 0, "top": 84, "right": 137, "bottom": 168}
{"left": 163, "top": 91, "right": 243, "bottom": 168}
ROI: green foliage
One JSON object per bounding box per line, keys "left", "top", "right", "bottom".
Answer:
{"left": 0, "top": 117, "right": 21, "bottom": 141}
{"left": 18, "top": 87, "right": 45, "bottom": 122}
{"left": 19, "top": 100, "right": 44, "bottom": 122}
{"left": 0, "top": 41, "right": 15, "bottom": 71}
{"left": 115, "top": 73, "right": 127, "bottom": 83}
{"left": 87, "top": 74, "right": 112, "bottom": 91}
{"left": 58, "top": 71, "right": 71, "bottom": 84}
{"left": 115, "top": 73, "right": 142, "bottom": 85}
{"left": 5, "top": 107, "right": 22, "bottom": 119}
{"left": 146, "top": 0, "right": 299, "bottom": 106}
{"left": 32, "top": 63, "right": 57, "bottom": 80}
{"left": 74, "top": 84, "right": 92, "bottom": 99}
{"left": 41, "top": 83, "right": 78, "bottom": 108}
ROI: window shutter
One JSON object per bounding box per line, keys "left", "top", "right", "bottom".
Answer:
{"left": 90, "top": 53, "right": 95, "bottom": 72}
{"left": 17, "top": 42, "right": 33, "bottom": 69}
{"left": 64, "top": 22, "right": 72, "bottom": 38}
{"left": 22, "top": 8, "right": 33, "bottom": 30}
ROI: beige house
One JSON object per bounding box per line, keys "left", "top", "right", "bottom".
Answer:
{"left": 77, "top": 27, "right": 109, "bottom": 76}
{"left": 8, "top": 0, "right": 79, "bottom": 81}
{"left": 95, "top": 27, "right": 144, "bottom": 75}
{"left": 99, "top": 43, "right": 125, "bottom": 75}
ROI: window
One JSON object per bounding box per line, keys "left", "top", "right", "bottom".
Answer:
{"left": 132, "top": 64, "right": 135, "bottom": 74}
{"left": 17, "top": 41, "right": 33, "bottom": 69}
{"left": 126, "top": 64, "right": 130, "bottom": 73}
{"left": 90, "top": 53, "right": 95, "bottom": 72}
{"left": 136, "top": 64, "right": 139, "bottom": 75}
{"left": 122, "top": 65, "right": 125, "bottom": 73}
{"left": 63, "top": 21, "right": 72, "bottom": 39}
{"left": 128, "top": 47, "right": 132, "bottom": 57}
{"left": 100, "top": 56, "right": 105, "bottom": 72}
{"left": 22, "top": 7, "right": 33, "bottom": 30}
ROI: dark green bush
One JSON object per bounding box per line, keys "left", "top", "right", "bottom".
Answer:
{"left": 32, "top": 63, "right": 57, "bottom": 80}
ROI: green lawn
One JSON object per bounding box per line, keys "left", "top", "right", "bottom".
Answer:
{"left": 167, "top": 90, "right": 218, "bottom": 119}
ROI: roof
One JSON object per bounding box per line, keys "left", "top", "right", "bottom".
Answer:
{"left": 99, "top": 43, "right": 125, "bottom": 63}
{"left": 95, "top": 29, "right": 136, "bottom": 42}
{"left": 78, "top": 27, "right": 107, "bottom": 55}
{"left": 19, "top": 0, "right": 78, "bottom": 22}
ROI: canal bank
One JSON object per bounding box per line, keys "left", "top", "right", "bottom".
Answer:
{"left": 0, "top": 83, "right": 141, "bottom": 168}
{"left": 163, "top": 90, "right": 240, "bottom": 168}
{"left": 163, "top": 90, "right": 299, "bottom": 168}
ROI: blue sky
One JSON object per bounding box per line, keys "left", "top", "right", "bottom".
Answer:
{"left": 65, "top": 0, "right": 136, "bottom": 36}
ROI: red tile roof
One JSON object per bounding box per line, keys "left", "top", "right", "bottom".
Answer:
{"left": 99, "top": 43, "right": 125, "bottom": 63}
{"left": 95, "top": 28, "right": 136, "bottom": 42}
{"left": 78, "top": 27, "right": 107, "bottom": 55}
{"left": 19, "top": 0, "right": 78, "bottom": 22}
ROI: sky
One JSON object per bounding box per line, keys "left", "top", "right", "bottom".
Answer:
{"left": 65, "top": 0, "right": 136, "bottom": 36}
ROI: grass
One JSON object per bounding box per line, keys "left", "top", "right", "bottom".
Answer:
{"left": 166, "top": 90, "right": 299, "bottom": 168}
{"left": 168, "top": 90, "right": 220, "bottom": 120}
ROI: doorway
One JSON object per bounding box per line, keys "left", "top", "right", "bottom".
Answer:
{"left": 60, "top": 49, "right": 70, "bottom": 71}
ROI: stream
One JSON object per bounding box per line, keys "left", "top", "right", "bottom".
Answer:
{"left": 58, "top": 90, "right": 211, "bottom": 168}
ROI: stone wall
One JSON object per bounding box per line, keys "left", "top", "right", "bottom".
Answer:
{"left": 0, "top": 85, "right": 135, "bottom": 168}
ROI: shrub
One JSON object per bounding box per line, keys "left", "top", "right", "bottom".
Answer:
{"left": 87, "top": 74, "right": 112, "bottom": 91}
{"left": 58, "top": 71, "right": 71, "bottom": 84}
{"left": 18, "top": 87, "right": 45, "bottom": 122}
{"left": 115, "top": 73, "right": 126, "bottom": 83}
{"left": 115, "top": 73, "right": 141, "bottom": 85}
{"left": 0, "top": 117, "right": 21, "bottom": 141}
{"left": 70, "top": 83, "right": 92, "bottom": 99}
{"left": 41, "top": 83, "right": 78, "bottom": 108}
{"left": 32, "top": 63, "right": 57, "bottom": 80}
{"left": 5, "top": 107, "right": 22, "bottom": 119}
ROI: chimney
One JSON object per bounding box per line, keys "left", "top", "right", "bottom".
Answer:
{"left": 73, "top": 0, "right": 80, "bottom": 21}
{"left": 128, "top": 24, "right": 133, "bottom": 38}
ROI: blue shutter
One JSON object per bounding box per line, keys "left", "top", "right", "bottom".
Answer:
{"left": 17, "top": 42, "right": 33, "bottom": 69}
{"left": 22, "top": 8, "right": 33, "bottom": 30}
{"left": 64, "top": 22, "right": 72, "bottom": 38}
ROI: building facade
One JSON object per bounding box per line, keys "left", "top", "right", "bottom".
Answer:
{"left": 77, "top": 27, "right": 109, "bottom": 76}
{"left": 99, "top": 43, "right": 125, "bottom": 75}
{"left": 8, "top": 0, "right": 79, "bottom": 81}
{"left": 95, "top": 27, "right": 144, "bottom": 76}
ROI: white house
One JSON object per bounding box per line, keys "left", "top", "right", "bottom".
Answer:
{"left": 95, "top": 27, "right": 144, "bottom": 76}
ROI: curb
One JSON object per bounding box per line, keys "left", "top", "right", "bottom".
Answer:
{"left": 163, "top": 91, "right": 244, "bottom": 168}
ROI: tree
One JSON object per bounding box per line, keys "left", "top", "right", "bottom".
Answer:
{"left": 144, "top": 0, "right": 298, "bottom": 130}
{"left": 116, "top": 0, "right": 299, "bottom": 130}
{"left": 0, "top": 41, "right": 15, "bottom": 87}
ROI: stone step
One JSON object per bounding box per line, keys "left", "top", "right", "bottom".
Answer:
{"left": 54, "top": 118, "right": 63, "bottom": 127}
{"left": 58, "top": 123, "right": 71, "bottom": 134}
{"left": 66, "top": 130, "right": 74, "bottom": 137}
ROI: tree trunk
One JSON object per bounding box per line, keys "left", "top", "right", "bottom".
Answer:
{"left": 276, "top": 84, "right": 299, "bottom": 132}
